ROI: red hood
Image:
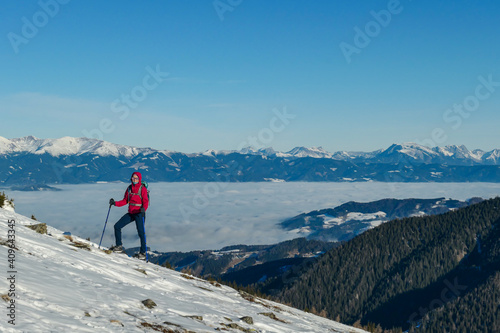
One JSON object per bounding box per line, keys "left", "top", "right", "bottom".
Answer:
{"left": 131, "top": 171, "right": 142, "bottom": 184}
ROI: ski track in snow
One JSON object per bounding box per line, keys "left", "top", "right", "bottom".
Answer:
{"left": 0, "top": 208, "right": 367, "bottom": 333}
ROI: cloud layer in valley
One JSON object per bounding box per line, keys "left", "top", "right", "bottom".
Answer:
{"left": 8, "top": 182, "right": 500, "bottom": 252}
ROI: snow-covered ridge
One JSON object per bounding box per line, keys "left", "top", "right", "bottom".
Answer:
{"left": 0, "top": 136, "right": 158, "bottom": 158}
{"left": 282, "top": 197, "right": 482, "bottom": 242}
{"left": 229, "top": 143, "right": 500, "bottom": 163}
{"left": 1, "top": 136, "right": 499, "bottom": 165}
{"left": 0, "top": 207, "right": 367, "bottom": 332}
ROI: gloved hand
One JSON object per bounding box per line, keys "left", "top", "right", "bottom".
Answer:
{"left": 109, "top": 198, "right": 115, "bottom": 206}
{"left": 140, "top": 207, "right": 145, "bottom": 214}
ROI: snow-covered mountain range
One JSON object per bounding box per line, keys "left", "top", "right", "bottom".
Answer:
{"left": 0, "top": 206, "right": 367, "bottom": 332}
{"left": 1, "top": 136, "right": 499, "bottom": 164}
{"left": 1, "top": 136, "right": 500, "bottom": 185}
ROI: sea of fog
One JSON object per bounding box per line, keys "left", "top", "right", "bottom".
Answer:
{"left": 7, "top": 182, "right": 500, "bottom": 252}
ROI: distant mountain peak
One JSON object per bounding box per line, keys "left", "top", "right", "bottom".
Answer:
{"left": 286, "top": 146, "right": 333, "bottom": 158}
{"left": 0, "top": 136, "right": 154, "bottom": 158}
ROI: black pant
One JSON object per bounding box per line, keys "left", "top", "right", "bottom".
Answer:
{"left": 114, "top": 213, "right": 146, "bottom": 253}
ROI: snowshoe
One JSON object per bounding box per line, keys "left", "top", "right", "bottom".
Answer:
{"left": 133, "top": 252, "right": 146, "bottom": 260}
{"left": 109, "top": 245, "right": 125, "bottom": 253}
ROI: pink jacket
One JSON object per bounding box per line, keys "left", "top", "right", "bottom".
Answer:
{"left": 115, "top": 172, "right": 149, "bottom": 214}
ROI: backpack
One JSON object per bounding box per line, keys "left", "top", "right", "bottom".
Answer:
{"left": 128, "top": 181, "right": 150, "bottom": 206}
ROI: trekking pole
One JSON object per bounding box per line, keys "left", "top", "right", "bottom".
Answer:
{"left": 143, "top": 215, "right": 148, "bottom": 262}
{"left": 98, "top": 205, "right": 112, "bottom": 249}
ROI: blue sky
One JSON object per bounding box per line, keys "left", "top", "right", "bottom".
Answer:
{"left": 1, "top": 0, "right": 499, "bottom": 153}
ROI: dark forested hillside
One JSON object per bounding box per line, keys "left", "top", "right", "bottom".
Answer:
{"left": 408, "top": 209, "right": 500, "bottom": 332}
{"left": 146, "top": 238, "right": 335, "bottom": 278}
{"left": 277, "top": 197, "right": 500, "bottom": 331}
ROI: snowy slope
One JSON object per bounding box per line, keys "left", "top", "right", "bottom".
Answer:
{"left": 0, "top": 208, "right": 367, "bottom": 333}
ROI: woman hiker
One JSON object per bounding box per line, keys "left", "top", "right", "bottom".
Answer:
{"left": 109, "top": 171, "right": 149, "bottom": 259}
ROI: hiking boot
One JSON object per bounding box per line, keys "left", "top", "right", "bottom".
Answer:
{"left": 134, "top": 252, "right": 146, "bottom": 260}
{"left": 110, "top": 245, "right": 124, "bottom": 253}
